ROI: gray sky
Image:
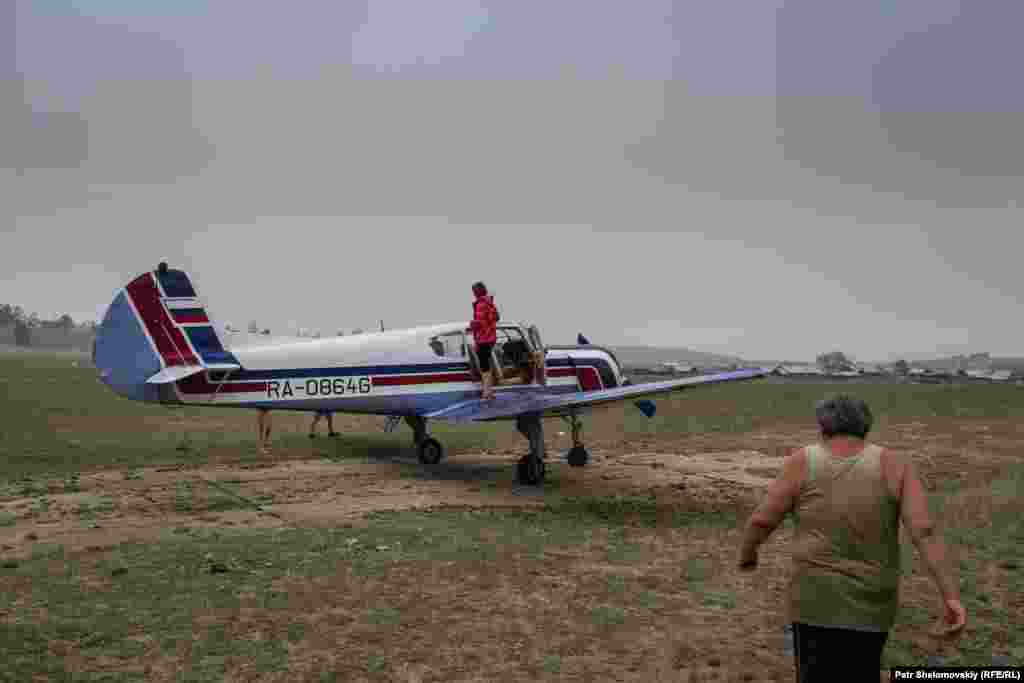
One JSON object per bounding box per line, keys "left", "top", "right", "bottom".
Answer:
{"left": 5, "top": 0, "right": 1022, "bottom": 362}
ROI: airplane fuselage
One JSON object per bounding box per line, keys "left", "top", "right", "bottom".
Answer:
{"left": 93, "top": 268, "right": 625, "bottom": 417}
{"left": 93, "top": 265, "right": 765, "bottom": 485}
{"left": 167, "top": 346, "right": 623, "bottom": 415}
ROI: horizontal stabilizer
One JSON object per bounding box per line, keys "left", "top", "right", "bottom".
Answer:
{"left": 204, "top": 362, "right": 243, "bottom": 372}
{"left": 146, "top": 365, "right": 207, "bottom": 384}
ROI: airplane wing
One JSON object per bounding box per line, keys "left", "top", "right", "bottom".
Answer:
{"left": 423, "top": 368, "right": 767, "bottom": 423}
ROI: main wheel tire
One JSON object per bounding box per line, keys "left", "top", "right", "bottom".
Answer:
{"left": 417, "top": 437, "right": 444, "bottom": 465}
{"left": 567, "top": 445, "right": 589, "bottom": 467}
{"left": 516, "top": 454, "right": 545, "bottom": 485}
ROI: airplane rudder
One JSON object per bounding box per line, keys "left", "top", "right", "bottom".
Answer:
{"left": 94, "top": 285, "right": 164, "bottom": 400}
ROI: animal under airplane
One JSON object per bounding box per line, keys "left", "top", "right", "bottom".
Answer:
{"left": 93, "top": 264, "right": 767, "bottom": 485}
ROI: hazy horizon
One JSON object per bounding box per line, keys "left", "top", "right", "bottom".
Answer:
{"left": 6, "top": 1, "right": 1022, "bottom": 363}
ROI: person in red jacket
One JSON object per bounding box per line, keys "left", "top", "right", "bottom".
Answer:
{"left": 470, "top": 281, "right": 499, "bottom": 400}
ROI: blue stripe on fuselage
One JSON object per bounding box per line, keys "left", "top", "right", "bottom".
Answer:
{"left": 181, "top": 382, "right": 581, "bottom": 416}
{"left": 223, "top": 358, "right": 614, "bottom": 383}
{"left": 230, "top": 362, "right": 471, "bottom": 381}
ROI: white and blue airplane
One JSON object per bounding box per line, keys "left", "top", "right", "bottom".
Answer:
{"left": 93, "top": 264, "right": 767, "bottom": 485}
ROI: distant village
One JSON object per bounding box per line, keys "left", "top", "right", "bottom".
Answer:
{"left": 627, "top": 352, "right": 1024, "bottom": 384}
{"left": 2, "top": 306, "right": 1021, "bottom": 385}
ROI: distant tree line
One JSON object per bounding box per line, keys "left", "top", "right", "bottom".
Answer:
{"left": 0, "top": 304, "right": 95, "bottom": 348}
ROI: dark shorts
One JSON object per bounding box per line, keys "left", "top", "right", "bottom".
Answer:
{"left": 476, "top": 343, "right": 494, "bottom": 372}
{"left": 793, "top": 622, "right": 888, "bottom": 681}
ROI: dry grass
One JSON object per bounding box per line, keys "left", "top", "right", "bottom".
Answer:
{"left": 2, "top": 351, "right": 1023, "bottom": 679}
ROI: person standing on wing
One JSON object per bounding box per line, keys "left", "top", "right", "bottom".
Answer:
{"left": 470, "top": 281, "right": 499, "bottom": 401}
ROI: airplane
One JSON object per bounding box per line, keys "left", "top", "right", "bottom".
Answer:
{"left": 93, "top": 264, "right": 768, "bottom": 486}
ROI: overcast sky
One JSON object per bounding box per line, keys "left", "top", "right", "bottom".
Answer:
{"left": 5, "top": 0, "right": 1022, "bottom": 362}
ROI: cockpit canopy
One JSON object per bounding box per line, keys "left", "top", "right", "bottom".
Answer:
{"left": 429, "top": 322, "right": 542, "bottom": 358}
{"left": 429, "top": 322, "right": 545, "bottom": 378}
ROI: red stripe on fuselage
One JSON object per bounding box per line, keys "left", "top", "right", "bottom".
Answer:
{"left": 125, "top": 274, "right": 198, "bottom": 367}
{"left": 576, "top": 367, "right": 602, "bottom": 391}
{"left": 172, "top": 311, "right": 209, "bottom": 324}
{"left": 372, "top": 372, "right": 475, "bottom": 386}
{"left": 177, "top": 373, "right": 267, "bottom": 395}
{"left": 547, "top": 366, "right": 601, "bottom": 390}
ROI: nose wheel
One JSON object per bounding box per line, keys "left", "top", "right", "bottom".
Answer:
{"left": 563, "top": 413, "right": 590, "bottom": 466}
{"left": 567, "top": 445, "right": 589, "bottom": 467}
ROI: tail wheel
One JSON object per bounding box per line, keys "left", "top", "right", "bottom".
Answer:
{"left": 417, "top": 437, "right": 444, "bottom": 465}
{"left": 567, "top": 445, "right": 589, "bottom": 467}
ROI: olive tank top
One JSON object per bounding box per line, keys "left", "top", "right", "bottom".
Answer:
{"left": 787, "top": 443, "right": 902, "bottom": 632}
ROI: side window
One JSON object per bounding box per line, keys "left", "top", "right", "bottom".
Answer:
{"left": 429, "top": 333, "right": 466, "bottom": 358}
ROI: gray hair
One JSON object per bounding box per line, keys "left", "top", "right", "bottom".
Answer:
{"left": 815, "top": 394, "right": 874, "bottom": 439}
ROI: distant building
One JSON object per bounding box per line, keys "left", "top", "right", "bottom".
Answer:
{"left": 967, "top": 353, "right": 992, "bottom": 373}
{"left": 654, "top": 361, "right": 697, "bottom": 374}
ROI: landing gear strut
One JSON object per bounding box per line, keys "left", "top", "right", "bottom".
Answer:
{"left": 404, "top": 415, "right": 444, "bottom": 465}
{"left": 515, "top": 414, "right": 546, "bottom": 485}
{"left": 563, "top": 411, "right": 590, "bottom": 467}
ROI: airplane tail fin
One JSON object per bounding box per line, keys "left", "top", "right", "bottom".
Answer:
{"left": 94, "top": 264, "right": 239, "bottom": 401}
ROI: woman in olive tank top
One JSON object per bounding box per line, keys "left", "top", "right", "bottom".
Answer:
{"left": 737, "top": 395, "right": 966, "bottom": 681}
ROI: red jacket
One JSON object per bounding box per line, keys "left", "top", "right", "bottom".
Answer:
{"left": 470, "top": 294, "right": 498, "bottom": 345}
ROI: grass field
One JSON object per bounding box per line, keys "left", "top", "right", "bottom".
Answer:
{"left": 1, "top": 350, "right": 1022, "bottom": 680}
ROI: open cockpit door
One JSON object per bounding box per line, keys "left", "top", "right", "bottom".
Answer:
{"left": 491, "top": 323, "right": 547, "bottom": 385}
{"left": 527, "top": 324, "right": 543, "bottom": 353}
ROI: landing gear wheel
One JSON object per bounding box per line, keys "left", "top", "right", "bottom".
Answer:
{"left": 567, "top": 445, "right": 590, "bottom": 467}
{"left": 517, "top": 454, "right": 546, "bottom": 486}
{"left": 417, "top": 438, "right": 444, "bottom": 465}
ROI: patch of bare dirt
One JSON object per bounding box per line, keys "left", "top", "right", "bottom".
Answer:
{"left": 4, "top": 414, "right": 1024, "bottom": 680}
{"left": 5, "top": 416, "right": 1023, "bottom": 560}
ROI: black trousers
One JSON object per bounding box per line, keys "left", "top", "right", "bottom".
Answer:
{"left": 792, "top": 622, "right": 888, "bottom": 681}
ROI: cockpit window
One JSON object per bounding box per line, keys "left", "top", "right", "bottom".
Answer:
{"left": 429, "top": 332, "right": 466, "bottom": 358}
